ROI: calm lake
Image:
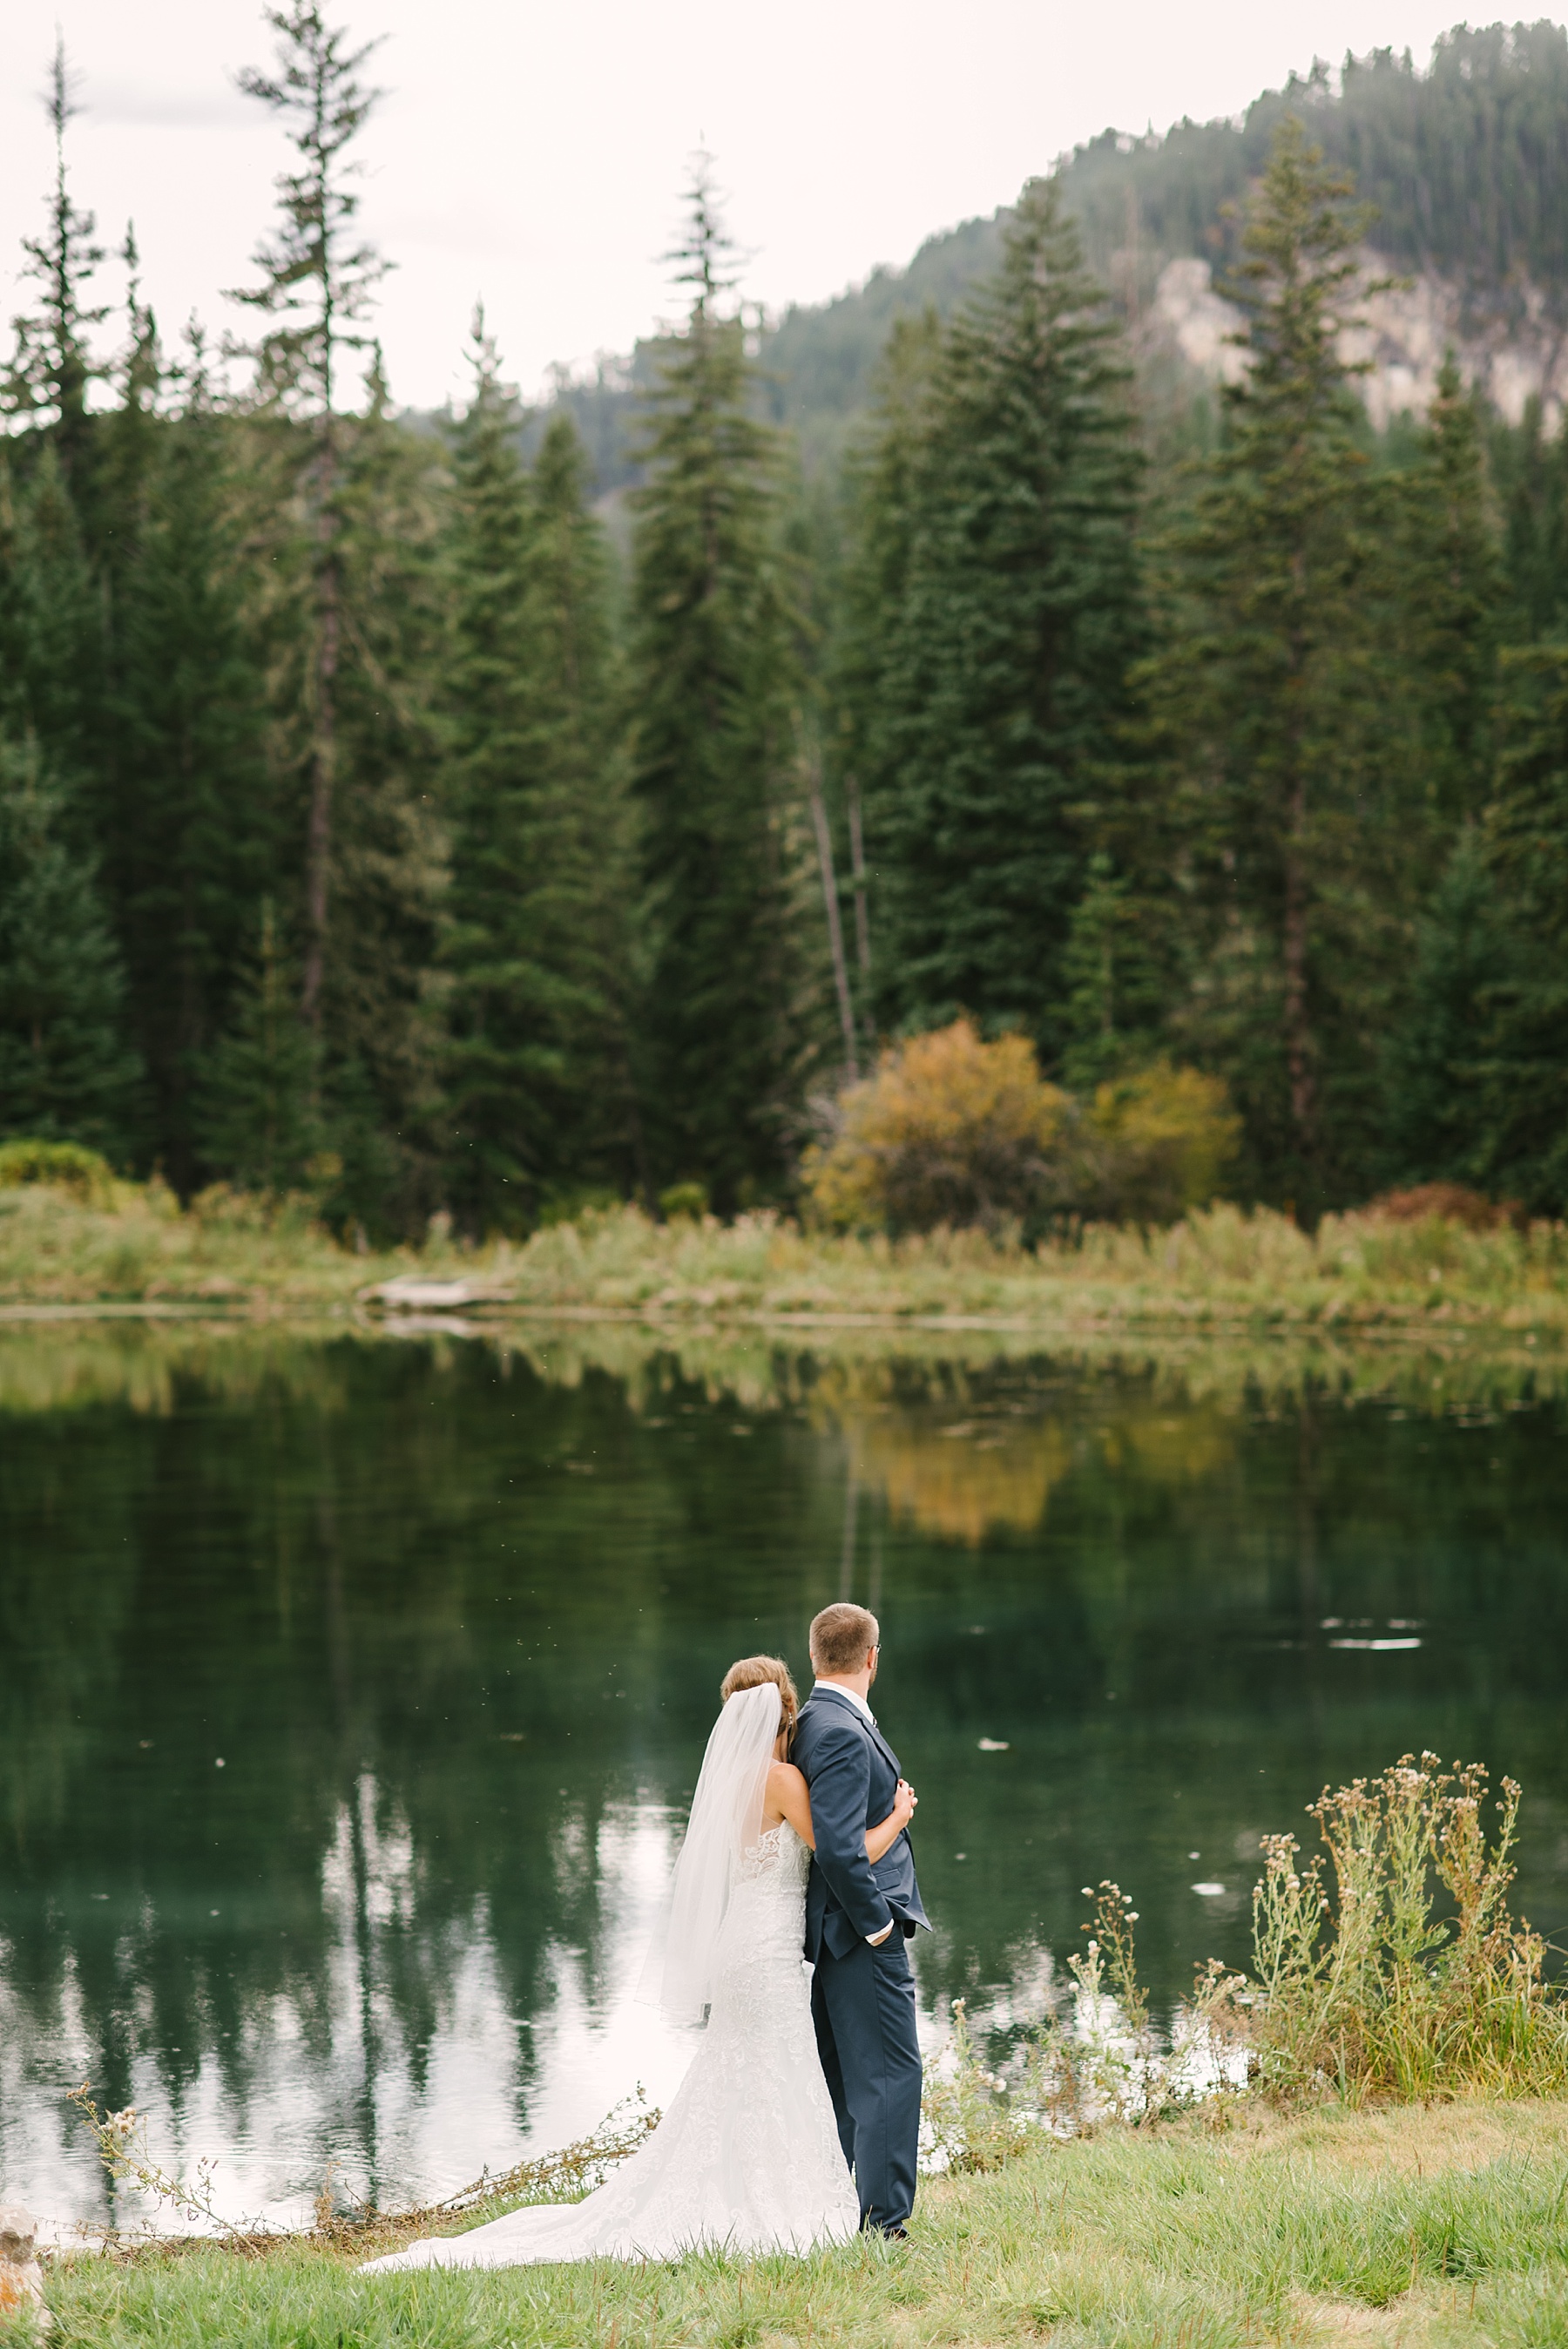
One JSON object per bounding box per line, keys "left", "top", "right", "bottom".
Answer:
{"left": 3, "top": 1318, "right": 1565, "bottom": 2231}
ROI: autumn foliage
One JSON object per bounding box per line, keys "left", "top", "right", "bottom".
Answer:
{"left": 803, "top": 1020, "right": 1238, "bottom": 1234}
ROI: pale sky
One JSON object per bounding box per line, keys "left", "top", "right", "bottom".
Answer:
{"left": 1, "top": 0, "right": 1545, "bottom": 415}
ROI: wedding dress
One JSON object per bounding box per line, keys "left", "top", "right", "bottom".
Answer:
{"left": 362, "top": 1687, "right": 858, "bottom": 2271}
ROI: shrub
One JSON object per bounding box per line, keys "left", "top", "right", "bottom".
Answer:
{"left": 538, "top": 1185, "right": 624, "bottom": 1229}
{"left": 804, "top": 1019, "right": 1073, "bottom": 1234}
{"left": 0, "top": 1136, "right": 116, "bottom": 1205}
{"left": 1362, "top": 1181, "right": 1523, "bottom": 1232}
{"left": 804, "top": 1026, "right": 1240, "bottom": 1235}
{"left": 1083, "top": 1063, "right": 1240, "bottom": 1225}
{"left": 658, "top": 1181, "right": 709, "bottom": 1222}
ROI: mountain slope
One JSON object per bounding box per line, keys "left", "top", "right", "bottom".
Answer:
{"left": 546, "top": 20, "right": 1568, "bottom": 487}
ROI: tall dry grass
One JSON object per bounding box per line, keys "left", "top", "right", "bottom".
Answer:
{"left": 1249, "top": 1755, "right": 1568, "bottom": 2102}
{"left": 3, "top": 1169, "right": 1568, "bottom": 1339}
{"left": 925, "top": 1753, "right": 1568, "bottom": 2185}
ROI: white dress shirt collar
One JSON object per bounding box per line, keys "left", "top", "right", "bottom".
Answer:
{"left": 813, "top": 1678, "right": 875, "bottom": 1723}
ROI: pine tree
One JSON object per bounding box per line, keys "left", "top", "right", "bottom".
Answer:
{"left": 1467, "top": 648, "right": 1568, "bottom": 1210}
{"left": 438, "top": 323, "right": 636, "bottom": 1230}
{"left": 1136, "top": 117, "right": 1409, "bottom": 1211}
{"left": 0, "top": 735, "right": 139, "bottom": 1154}
{"left": 95, "top": 341, "right": 279, "bottom": 1193}
{"left": 1396, "top": 355, "right": 1505, "bottom": 823}
{"left": 0, "top": 441, "right": 99, "bottom": 770}
{"left": 195, "top": 899, "right": 321, "bottom": 1194}
{"left": 829, "top": 311, "right": 943, "bottom": 1044}
{"left": 1057, "top": 853, "right": 1171, "bottom": 1091}
{"left": 852, "top": 178, "right": 1145, "bottom": 1051}
{"left": 523, "top": 412, "right": 641, "bottom": 1189}
{"left": 231, "top": 11, "right": 446, "bottom": 1229}
{"left": 231, "top": 0, "right": 389, "bottom": 1033}
{"left": 1490, "top": 396, "right": 1568, "bottom": 641}
{"left": 628, "top": 168, "right": 808, "bottom": 1205}
{"left": 1, "top": 36, "right": 110, "bottom": 486}
{"left": 1381, "top": 829, "right": 1509, "bottom": 1189}
{"left": 0, "top": 41, "right": 114, "bottom": 773}
{"left": 306, "top": 351, "right": 446, "bottom": 1225}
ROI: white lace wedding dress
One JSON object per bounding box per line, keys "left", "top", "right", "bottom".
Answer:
{"left": 362, "top": 1821, "right": 858, "bottom": 2270}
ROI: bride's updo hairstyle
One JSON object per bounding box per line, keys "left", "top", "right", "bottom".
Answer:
{"left": 720, "top": 1654, "right": 800, "bottom": 1746}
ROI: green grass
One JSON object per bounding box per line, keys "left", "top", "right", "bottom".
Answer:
{"left": 4, "top": 1183, "right": 1568, "bottom": 1339}
{"left": 39, "top": 2101, "right": 1568, "bottom": 2346}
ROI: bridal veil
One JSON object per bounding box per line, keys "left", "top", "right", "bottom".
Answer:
{"left": 639, "top": 1679, "right": 781, "bottom": 2023}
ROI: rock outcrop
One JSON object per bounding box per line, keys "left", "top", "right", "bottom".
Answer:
{"left": 1148, "top": 253, "right": 1568, "bottom": 428}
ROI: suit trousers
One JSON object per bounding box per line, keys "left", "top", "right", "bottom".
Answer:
{"left": 809, "top": 1927, "right": 922, "bottom": 2233}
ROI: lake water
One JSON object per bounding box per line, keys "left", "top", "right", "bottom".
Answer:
{"left": 3, "top": 1318, "right": 1565, "bottom": 2233}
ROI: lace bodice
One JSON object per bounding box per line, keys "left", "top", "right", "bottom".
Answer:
{"left": 737, "top": 1818, "right": 811, "bottom": 1886}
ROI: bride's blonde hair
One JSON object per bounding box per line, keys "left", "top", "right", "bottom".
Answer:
{"left": 720, "top": 1654, "right": 800, "bottom": 1747}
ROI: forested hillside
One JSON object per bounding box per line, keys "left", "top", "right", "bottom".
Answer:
{"left": 558, "top": 21, "right": 1568, "bottom": 480}
{"left": 4, "top": 7, "right": 1568, "bottom": 1238}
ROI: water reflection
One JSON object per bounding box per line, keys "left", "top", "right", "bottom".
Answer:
{"left": 2, "top": 1321, "right": 1566, "bottom": 2230}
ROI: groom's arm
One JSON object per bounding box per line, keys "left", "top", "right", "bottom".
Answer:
{"left": 804, "top": 1720, "right": 894, "bottom": 1945}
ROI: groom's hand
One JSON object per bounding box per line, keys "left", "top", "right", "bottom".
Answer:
{"left": 867, "top": 1922, "right": 895, "bottom": 1946}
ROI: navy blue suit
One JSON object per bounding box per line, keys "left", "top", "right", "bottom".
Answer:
{"left": 792, "top": 1683, "right": 929, "bottom": 2233}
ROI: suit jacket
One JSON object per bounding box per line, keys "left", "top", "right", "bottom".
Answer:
{"left": 792, "top": 1684, "right": 931, "bottom": 1964}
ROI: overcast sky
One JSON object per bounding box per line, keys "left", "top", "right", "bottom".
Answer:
{"left": 1, "top": 0, "right": 1546, "bottom": 414}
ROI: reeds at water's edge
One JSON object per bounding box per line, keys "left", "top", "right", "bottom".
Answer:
{"left": 929, "top": 1755, "right": 1568, "bottom": 2177}
{"left": 5, "top": 1180, "right": 1568, "bottom": 1333}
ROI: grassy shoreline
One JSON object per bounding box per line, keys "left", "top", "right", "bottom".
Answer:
{"left": 40, "top": 2099, "right": 1568, "bottom": 2346}
{"left": 3, "top": 1183, "right": 1568, "bottom": 1338}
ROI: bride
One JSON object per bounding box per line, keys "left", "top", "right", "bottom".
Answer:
{"left": 362, "top": 1655, "right": 917, "bottom": 2270}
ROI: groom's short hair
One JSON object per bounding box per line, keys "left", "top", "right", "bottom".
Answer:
{"left": 809, "top": 1603, "right": 879, "bottom": 1675}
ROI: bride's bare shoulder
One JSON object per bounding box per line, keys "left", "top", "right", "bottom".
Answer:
{"left": 765, "top": 1759, "right": 814, "bottom": 1843}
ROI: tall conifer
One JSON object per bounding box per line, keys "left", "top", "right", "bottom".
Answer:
{"left": 232, "top": 0, "right": 388, "bottom": 1032}
{"left": 231, "top": 12, "right": 444, "bottom": 1228}
{"left": 629, "top": 169, "right": 807, "bottom": 1204}
{"left": 1136, "top": 118, "right": 1407, "bottom": 1210}
{"left": 1, "top": 37, "right": 109, "bottom": 487}
{"left": 1467, "top": 649, "right": 1568, "bottom": 1209}
{"left": 439, "top": 325, "right": 636, "bottom": 1229}
{"left": 196, "top": 900, "right": 321, "bottom": 1195}
{"left": 0, "top": 736, "right": 139, "bottom": 1154}
{"left": 1381, "top": 830, "right": 1506, "bottom": 1188}
{"left": 0, "top": 444, "right": 98, "bottom": 771}
{"left": 850, "top": 179, "right": 1144, "bottom": 1051}
{"left": 99, "top": 349, "right": 278, "bottom": 1192}
{"left": 1397, "top": 355, "right": 1504, "bottom": 823}
{"left": 829, "top": 312, "right": 943, "bottom": 1042}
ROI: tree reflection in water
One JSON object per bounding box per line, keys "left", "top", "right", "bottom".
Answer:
{"left": 2, "top": 1321, "right": 1565, "bottom": 2227}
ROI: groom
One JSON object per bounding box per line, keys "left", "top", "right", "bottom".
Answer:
{"left": 793, "top": 1601, "right": 929, "bottom": 2238}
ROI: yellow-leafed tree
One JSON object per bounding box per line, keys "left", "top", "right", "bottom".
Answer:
{"left": 1084, "top": 1064, "right": 1240, "bottom": 1227}
{"left": 804, "top": 1020, "right": 1072, "bottom": 1233}
{"left": 804, "top": 1022, "right": 1238, "bottom": 1234}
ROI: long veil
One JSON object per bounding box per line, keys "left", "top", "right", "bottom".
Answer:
{"left": 639, "top": 1680, "right": 781, "bottom": 2023}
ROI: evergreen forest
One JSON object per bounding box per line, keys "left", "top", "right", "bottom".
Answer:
{"left": 6, "top": 4, "right": 1568, "bottom": 1236}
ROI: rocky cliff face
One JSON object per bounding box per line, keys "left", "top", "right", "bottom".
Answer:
{"left": 1148, "top": 254, "right": 1568, "bottom": 429}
